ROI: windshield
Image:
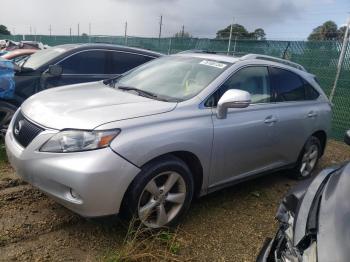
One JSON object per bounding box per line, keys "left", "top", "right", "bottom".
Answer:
{"left": 115, "top": 56, "right": 231, "bottom": 101}
{"left": 22, "top": 47, "right": 67, "bottom": 69}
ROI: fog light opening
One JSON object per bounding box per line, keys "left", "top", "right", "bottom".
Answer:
{"left": 70, "top": 188, "right": 80, "bottom": 199}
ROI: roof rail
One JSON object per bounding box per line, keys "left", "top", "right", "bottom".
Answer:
{"left": 240, "top": 54, "right": 306, "bottom": 72}
{"left": 178, "top": 49, "right": 218, "bottom": 54}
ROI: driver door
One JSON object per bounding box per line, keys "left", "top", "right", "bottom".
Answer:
{"left": 41, "top": 50, "right": 111, "bottom": 90}
{"left": 209, "top": 66, "right": 281, "bottom": 188}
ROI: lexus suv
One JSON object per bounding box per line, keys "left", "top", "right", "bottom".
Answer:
{"left": 5, "top": 53, "right": 331, "bottom": 228}
{"left": 0, "top": 43, "right": 162, "bottom": 135}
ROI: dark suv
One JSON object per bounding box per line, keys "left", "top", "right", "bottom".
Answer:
{"left": 0, "top": 43, "right": 162, "bottom": 134}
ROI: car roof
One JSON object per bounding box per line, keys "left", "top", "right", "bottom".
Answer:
{"left": 175, "top": 52, "right": 240, "bottom": 63}
{"left": 53, "top": 43, "right": 163, "bottom": 57}
{"left": 176, "top": 51, "right": 311, "bottom": 77}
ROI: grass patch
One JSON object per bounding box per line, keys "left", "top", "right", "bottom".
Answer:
{"left": 103, "top": 219, "right": 191, "bottom": 262}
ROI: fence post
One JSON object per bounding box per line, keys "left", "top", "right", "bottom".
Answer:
{"left": 282, "top": 41, "right": 291, "bottom": 59}
{"left": 167, "top": 38, "right": 172, "bottom": 54}
{"left": 329, "top": 17, "right": 350, "bottom": 102}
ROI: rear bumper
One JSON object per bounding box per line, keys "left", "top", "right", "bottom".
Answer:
{"left": 5, "top": 124, "right": 140, "bottom": 217}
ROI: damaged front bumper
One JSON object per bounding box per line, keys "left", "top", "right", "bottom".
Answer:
{"left": 257, "top": 211, "right": 317, "bottom": 262}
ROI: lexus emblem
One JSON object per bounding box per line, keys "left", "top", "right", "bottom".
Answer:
{"left": 14, "top": 120, "right": 24, "bottom": 135}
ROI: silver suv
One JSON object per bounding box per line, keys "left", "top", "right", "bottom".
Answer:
{"left": 5, "top": 53, "right": 332, "bottom": 228}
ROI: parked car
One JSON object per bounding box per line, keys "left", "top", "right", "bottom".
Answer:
{"left": 5, "top": 52, "right": 331, "bottom": 229}
{"left": 1, "top": 49, "right": 38, "bottom": 63}
{"left": 257, "top": 130, "right": 350, "bottom": 262}
{"left": 0, "top": 43, "right": 162, "bottom": 135}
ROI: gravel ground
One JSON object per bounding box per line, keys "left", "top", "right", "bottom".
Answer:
{"left": 0, "top": 140, "right": 349, "bottom": 261}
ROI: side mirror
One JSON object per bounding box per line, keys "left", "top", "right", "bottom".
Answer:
{"left": 345, "top": 130, "right": 350, "bottom": 146}
{"left": 217, "top": 89, "right": 251, "bottom": 119}
{"left": 47, "top": 64, "right": 62, "bottom": 77}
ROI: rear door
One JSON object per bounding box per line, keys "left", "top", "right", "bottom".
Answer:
{"left": 269, "top": 67, "right": 321, "bottom": 164}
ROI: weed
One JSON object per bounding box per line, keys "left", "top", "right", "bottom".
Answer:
{"left": 103, "top": 218, "right": 191, "bottom": 261}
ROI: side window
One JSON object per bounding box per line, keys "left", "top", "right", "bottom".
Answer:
{"left": 213, "top": 66, "right": 271, "bottom": 106}
{"left": 59, "top": 50, "right": 107, "bottom": 74}
{"left": 304, "top": 80, "right": 320, "bottom": 100}
{"left": 108, "top": 52, "right": 153, "bottom": 74}
{"left": 270, "top": 67, "right": 307, "bottom": 102}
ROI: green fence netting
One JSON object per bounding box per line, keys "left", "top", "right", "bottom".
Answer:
{"left": 2, "top": 34, "right": 349, "bottom": 140}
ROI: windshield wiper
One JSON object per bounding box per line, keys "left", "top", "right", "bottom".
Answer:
{"left": 117, "top": 85, "right": 163, "bottom": 100}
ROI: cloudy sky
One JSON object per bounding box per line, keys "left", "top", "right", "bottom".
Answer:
{"left": 2, "top": 0, "right": 349, "bottom": 40}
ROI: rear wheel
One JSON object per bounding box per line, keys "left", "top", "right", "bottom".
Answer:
{"left": 122, "top": 155, "right": 194, "bottom": 228}
{"left": 291, "top": 136, "right": 321, "bottom": 179}
{"left": 0, "top": 101, "right": 17, "bottom": 137}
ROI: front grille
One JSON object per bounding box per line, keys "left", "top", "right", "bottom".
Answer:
{"left": 13, "top": 111, "right": 44, "bottom": 148}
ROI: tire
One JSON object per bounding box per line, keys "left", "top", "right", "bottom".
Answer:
{"left": 0, "top": 101, "right": 17, "bottom": 138}
{"left": 290, "top": 136, "right": 322, "bottom": 180}
{"left": 122, "top": 155, "right": 194, "bottom": 229}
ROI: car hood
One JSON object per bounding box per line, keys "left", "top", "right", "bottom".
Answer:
{"left": 21, "top": 81, "right": 177, "bottom": 130}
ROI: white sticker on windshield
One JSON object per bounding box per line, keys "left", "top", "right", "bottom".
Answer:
{"left": 199, "top": 60, "right": 227, "bottom": 69}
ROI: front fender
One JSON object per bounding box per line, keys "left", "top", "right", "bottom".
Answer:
{"left": 99, "top": 109, "right": 214, "bottom": 193}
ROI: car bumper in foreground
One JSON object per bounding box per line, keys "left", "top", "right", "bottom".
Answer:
{"left": 256, "top": 238, "right": 273, "bottom": 262}
{"left": 5, "top": 126, "right": 140, "bottom": 217}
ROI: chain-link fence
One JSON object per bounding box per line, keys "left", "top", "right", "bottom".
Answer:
{"left": 2, "top": 34, "right": 349, "bottom": 140}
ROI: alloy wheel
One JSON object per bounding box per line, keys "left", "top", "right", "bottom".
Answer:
{"left": 138, "top": 171, "right": 186, "bottom": 228}
{"left": 300, "top": 144, "right": 319, "bottom": 177}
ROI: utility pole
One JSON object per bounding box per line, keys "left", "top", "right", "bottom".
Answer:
{"left": 329, "top": 16, "right": 350, "bottom": 102}
{"left": 77, "top": 23, "right": 80, "bottom": 37}
{"left": 29, "top": 25, "right": 32, "bottom": 35}
{"left": 181, "top": 25, "right": 185, "bottom": 38}
{"left": 89, "top": 23, "right": 92, "bottom": 42}
{"left": 227, "top": 17, "right": 235, "bottom": 55}
{"left": 69, "top": 27, "right": 72, "bottom": 37}
{"left": 124, "top": 21, "right": 128, "bottom": 45}
{"left": 49, "top": 24, "right": 52, "bottom": 37}
{"left": 158, "top": 15, "right": 163, "bottom": 41}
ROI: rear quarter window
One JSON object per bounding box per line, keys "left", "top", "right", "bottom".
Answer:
{"left": 269, "top": 67, "right": 319, "bottom": 102}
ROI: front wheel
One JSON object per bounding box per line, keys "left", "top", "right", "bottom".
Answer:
{"left": 123, "top": 155, "right": 194, "bottom": 229}
{"left": 291, "top": 136, "right": 321, "bottom": 179}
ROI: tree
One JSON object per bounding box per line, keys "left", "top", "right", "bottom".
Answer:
{"left": 173, "top": 31, "right": 191, "bottom": 38}
{"left": 216, "top": 24, "right": 249, "bottom": 39}
{"left": 252, "top": 28, "right": 266, "bottom": 40}
{"left": 81, "top": 33, "right": 88, "bottom": 37}
{"left": 307, "top": 20, "right": 342, "bottom": 41}
{"left": 0, "top": 25, "right": 11, "bottom": 35}
{"left": 338, "top": 26, "right": 347, "bottom": 40}
{"left": 216, "top": 24, "right": 266, "bottom": 40}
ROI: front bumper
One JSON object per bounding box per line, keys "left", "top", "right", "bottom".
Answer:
{"left": 5, "top": 122, "right": 140, "bottom": 217}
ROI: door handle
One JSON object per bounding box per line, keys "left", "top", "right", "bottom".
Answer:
{"left": 264, "top": 116, "right": 278, "bottom": 124}
{"left": 307, "top": 111, "right": 318, "bottom": 118}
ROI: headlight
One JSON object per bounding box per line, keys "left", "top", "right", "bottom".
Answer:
{"left": 40, "top": 129, "right": 120, "bottom": 153}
